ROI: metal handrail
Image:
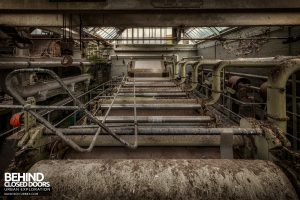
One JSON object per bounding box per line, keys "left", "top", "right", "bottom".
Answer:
{"left": 0, "top": 76, "right": 120, "bottom": 138}
{"left": 133, "top": 75, "right": 138, "bottom": 148}
{"left": 87, "top": 76, "right": 132, "bottom": 150}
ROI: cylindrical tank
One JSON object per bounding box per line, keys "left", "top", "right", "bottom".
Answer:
{"left": 27, "top": 159, "right": 298, "bottom": 200}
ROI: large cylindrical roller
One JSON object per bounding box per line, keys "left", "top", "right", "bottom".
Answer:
{"left": 28, "top": 159, "right": 297, "bottom": 200}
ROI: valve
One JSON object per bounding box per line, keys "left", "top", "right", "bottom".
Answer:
{"left": 10, "top": 113, "right": 23, "bottom": 127}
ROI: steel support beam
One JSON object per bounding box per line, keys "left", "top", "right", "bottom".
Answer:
{"left": 2, "top": 0, "right": 300, "bottom": 11}
{"left": 1, "top": 12, "right": 300, "bottom": 27}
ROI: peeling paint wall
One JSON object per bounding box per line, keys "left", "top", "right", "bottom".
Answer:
{"left": 197, "top": 26, "right": 300, "bottom": 59}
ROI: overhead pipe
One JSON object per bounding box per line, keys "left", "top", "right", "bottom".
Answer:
{"left": 0, "top": 60, "right": 92, "bottom": 69}
{"left": 205, "top": 57, "right": 282, "bottom": 106}
{"left": 267, "top": 58, "right": 300, "bottom": 132}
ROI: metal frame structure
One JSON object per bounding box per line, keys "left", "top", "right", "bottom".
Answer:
{"left": 2, "top": 69, "right": 137, "bottom": 151}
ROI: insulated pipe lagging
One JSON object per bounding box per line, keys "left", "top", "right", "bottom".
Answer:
{"left": 267, "top": 58, "right": 300, "bottom": 132}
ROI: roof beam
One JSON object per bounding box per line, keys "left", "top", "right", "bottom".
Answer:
{"left": 38, "top": 27, "right": 111, "bottom": 46}
{"left": 1, "top": 12, "right": 300, "bottom": 27}
{"left": 1, "top": 0, "right": 300, "bottom": 12}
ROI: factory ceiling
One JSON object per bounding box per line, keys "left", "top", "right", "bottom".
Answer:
{"left": 82, "top": 27, "right": 235, "bottom": 45}
{"left": 1, "top": 0, "right": 300, "bottom": 27}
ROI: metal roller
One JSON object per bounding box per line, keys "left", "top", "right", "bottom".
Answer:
{"left": 95, "top": 116, "right": 212, "bottom": 123}
{"left": 45, "top": 127, "right": 262, "bottom": 135}
{"left": 28, "top": 159, "right": 298, "bottom": 200}
{"left": 100, "top": 104, "right": 202, "bottom": 109}
{"left": 44, "top": 135, "right": 244, "bottom": 146}
{"left": 100, "top": 99, "right": 196, "bottom": 104}
{"left": 117, "top": 92, "right": 187, "bottom": 97}
{"left": 119, "top": 88, "right": 181, "bottom": 93}
{"left": 123, "top": 82, "right": 176, "bottom": 87}
{"left": 127, "top": 77, "right": 170, "bottom": 82}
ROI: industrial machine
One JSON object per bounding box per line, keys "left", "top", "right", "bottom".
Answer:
{"left": 0, "top": 57, "right": 300, "bottom": 199}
